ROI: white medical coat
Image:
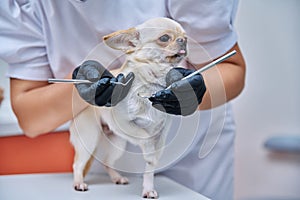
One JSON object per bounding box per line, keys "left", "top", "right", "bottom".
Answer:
{"left": 0, "top": 1, "right": 239, "bottom": 199}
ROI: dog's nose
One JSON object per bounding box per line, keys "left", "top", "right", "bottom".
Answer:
{"left": 176, "top": 37, "right": 186, "bottom": 48}
{"left": 176, "top": 38, "right": 184, "bottom": 43}
{"left": 176, "top": 38, "right": 186, "bottom": 45}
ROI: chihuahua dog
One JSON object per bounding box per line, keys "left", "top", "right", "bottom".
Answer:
{"left": 70, "top": 17, "right": 187, "bottom": 198}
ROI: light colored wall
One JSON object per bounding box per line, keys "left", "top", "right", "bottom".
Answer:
{"left": 233, "top": 0, "right": 300, "bottom": 199}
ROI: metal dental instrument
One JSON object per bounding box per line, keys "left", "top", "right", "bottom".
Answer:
{"left": 48, "top": 79, "right": 92, "bottom": 84}
{"left": 138, "top": 50, "right": 237, "bottom": 98}
{"left": 166, "top": 50, "right": 236, "bottom": 89}
{"left": 48, "top": 77, "right": 133, "bottom": 86}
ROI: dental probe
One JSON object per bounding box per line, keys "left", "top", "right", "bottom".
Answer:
{"left": 137, "top": 50, "right": 237, "bottom": 98}
{"left": 165, "top": 50, "right": 236, "bottom": 90}
{"left": 48, "top": 77, "right": 133, "bottom": 86}
{"left": 48, "top": 79, "right": 92, "bottom": 84}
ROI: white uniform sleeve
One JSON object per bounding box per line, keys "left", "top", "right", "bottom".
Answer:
{"left": 0, "top": 0, "right": 53, "bottom": 80}
{"left": 167, "top": 0, "right": 239, "bottom": 63}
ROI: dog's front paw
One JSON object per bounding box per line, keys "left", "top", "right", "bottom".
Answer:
{"left": 142, "top": 189, "right": 159, "bottom": 199}
{"left": 74, "top": 182, "right": 88, "bottom": 191}
{"left": 112, "top": 176, "right": 129, "bottom": 185}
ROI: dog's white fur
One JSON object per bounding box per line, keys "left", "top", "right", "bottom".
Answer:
{"left": 70, "top": 17, "right": 187, "bottom": 198}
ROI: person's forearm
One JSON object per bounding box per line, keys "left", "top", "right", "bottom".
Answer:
{"left": 197, "top": 43, "right": 246, "bottom": 110}
{"left": 10, "top": 75, "right": 88, "bottom": 137}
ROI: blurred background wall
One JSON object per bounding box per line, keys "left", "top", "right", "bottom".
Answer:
{"left": 233, "top": 0, "right": 300, "bottom": 199}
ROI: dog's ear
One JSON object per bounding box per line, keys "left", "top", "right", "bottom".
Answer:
{"left": 103, "top": 28, "right": 140, "bottom": 53}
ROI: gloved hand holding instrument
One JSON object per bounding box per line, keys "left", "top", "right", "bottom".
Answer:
{"left": 149, "top": 67, "right": 206, "bottom": 116}
{"left": 48, "top": 50, "right": 236, "bottom": 115}
{"left": 69, "top": 60, "right": 134, "bottom": 106}
{"left": 49, "top": 60, "right": 134, "bottom": 106}
{"left": 71, "top": 60, "right": 134, "bottom": 106}
{"left": 145, "top": 50, "right": 236, "bottom": 116}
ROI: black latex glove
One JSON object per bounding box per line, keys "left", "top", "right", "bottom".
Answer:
{"left": 149, "top": 67, "right": 206, "bottom": 116}
{"left": 72, "top": 60, "right": 134, "bottom": 107}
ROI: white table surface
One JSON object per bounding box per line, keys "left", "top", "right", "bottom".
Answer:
{"left": 0, "top": 173, "right": 210, "bottom": 200}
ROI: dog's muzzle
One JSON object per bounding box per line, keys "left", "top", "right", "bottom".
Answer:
{"left": 176, "top": 38, "right": 187, "bottom": 56}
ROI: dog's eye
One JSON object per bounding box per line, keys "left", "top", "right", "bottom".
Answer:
{"left": 159, "top": 34, "right": 171, "bottom": 42}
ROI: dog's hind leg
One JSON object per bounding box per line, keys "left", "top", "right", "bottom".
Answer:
{"left": 70, "top": 107, "right": 101, "bottom": 191}
{"left": 100, "top": 132, "right": 129, "bottom": 184}
{"left": 72, "top": 150, "right": 95, "bottom": 191}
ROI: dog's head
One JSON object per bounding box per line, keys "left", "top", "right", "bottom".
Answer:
{"left": 103, "top": 17, "right": 187, "bottom": 65}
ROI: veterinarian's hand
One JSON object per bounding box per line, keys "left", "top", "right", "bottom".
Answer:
{"left": 149, "top": 67, "right": 206, "bottom": 116}
{"left": 72, "top": 60, "right": 134, "bottom": 106}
